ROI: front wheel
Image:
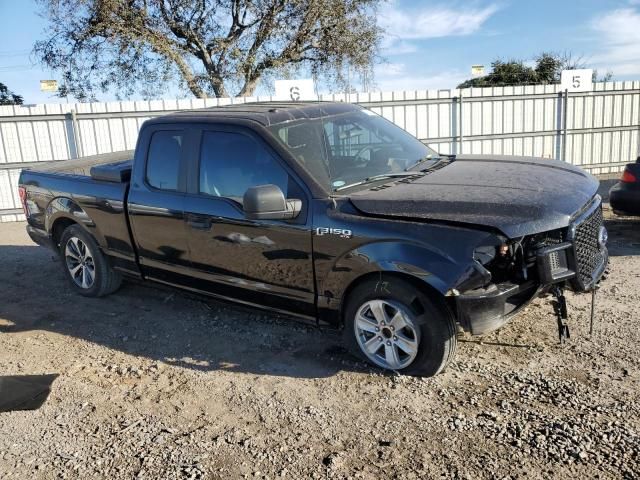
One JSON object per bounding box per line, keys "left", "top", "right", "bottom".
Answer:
{"left": 343, "top": 276, "right": 457, "bottom": 377}
{"left": 59, "top": 225, "right": 122, "bottom": 297}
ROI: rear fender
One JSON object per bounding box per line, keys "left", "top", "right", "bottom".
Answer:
{"left": 46, "top": 196, "right": 107, "bottom": 249}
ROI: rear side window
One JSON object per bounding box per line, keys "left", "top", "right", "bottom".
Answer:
{"left": 199, "top": 131, "right": 288, "bottom": 203}
{"left": 146, "top": 130, "right": 183, "bottom": 190}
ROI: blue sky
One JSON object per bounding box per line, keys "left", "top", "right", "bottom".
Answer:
{"left": 1, "top": 0, "right": 639, "bottom": 104}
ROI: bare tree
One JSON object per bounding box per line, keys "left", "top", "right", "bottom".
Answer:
{"left": 34, "top": 0, "right": 382, "bottom": 101}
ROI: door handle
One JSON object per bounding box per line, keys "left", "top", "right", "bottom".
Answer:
{"left": 187, "top": 216, "right": 213, "bottom": 231}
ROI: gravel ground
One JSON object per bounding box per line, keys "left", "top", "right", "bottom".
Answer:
{"left": 0, "top": 209, "right": 639, "bottom": 479}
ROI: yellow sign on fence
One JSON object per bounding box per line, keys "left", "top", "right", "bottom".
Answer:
{"left": 40, "top": 80, "right": 58, "bottom": 92}
{"left": 471, "top": 65, "right": 485, "bottom": 77}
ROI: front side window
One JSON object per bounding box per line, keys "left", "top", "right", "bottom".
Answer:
{"left": 268, "top": 109, "right": 440, "bottom": 191}
{"left": 146, "top": 130, "right": 183, "bottom": 190}
{"left": 199, "top": 131, "right": 288, "bottom": 203}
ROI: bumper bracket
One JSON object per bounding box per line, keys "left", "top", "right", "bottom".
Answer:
{"left": 551, "top": 285, "right": 570, "bottom": 343}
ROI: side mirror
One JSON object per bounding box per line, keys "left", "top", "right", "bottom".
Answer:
{"left": 243, "top": 184, "right": 302, "bottom": 220}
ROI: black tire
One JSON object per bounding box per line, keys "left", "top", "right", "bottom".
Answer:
{"left": 343, "top": 276, "right": 457, "bottom": 377}
{"left": 59, "top": 224, "right": 122, "bottom": 297}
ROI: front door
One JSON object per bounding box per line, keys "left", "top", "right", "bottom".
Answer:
{"left": 182, "top": 127, "right": 315, "bottom": 318}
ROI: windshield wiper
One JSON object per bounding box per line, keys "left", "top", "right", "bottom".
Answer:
{"left": 406, "top": 153, "right": 457, "bottom": 172}
{"left": 405, "top": 155, "right": 441, "bottom": 171}
{"left": 334, "top": 172, "right": 416, "bottom": 192}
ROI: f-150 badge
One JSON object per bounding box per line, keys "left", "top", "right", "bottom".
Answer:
{"left": 315, "top": 227, "right": 352, "bottom": 239}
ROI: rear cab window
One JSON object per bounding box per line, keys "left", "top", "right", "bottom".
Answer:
{"left": 146, "top": 130, "right": 183, "bottom": 191}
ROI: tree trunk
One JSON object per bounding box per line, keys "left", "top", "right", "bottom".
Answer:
{"left": 206, "top": 73, "right": 229, "bottom": 98}
{"left": 185, "top": 79, "right": 207, "bottom": 99}
{"left": 161, "top": 47, "right": 208, "bottom": 99}
{"left": 238, "top": 75, "right": 260, "bottom": 97}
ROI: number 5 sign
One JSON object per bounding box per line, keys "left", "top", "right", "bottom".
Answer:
{"left": 560, "top": 69, "right": 593, "bottom": 93}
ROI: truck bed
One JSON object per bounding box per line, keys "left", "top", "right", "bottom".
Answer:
{"left": 19, "top": 150, "right": 139, "bottom": 276}
{"left": 32, "top": 150, "right": 134, "bottom": 176}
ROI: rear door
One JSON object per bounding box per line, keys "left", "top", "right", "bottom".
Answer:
{"left": 182, "top": 124, "right": 316, "bottom": 318}
{"left": 127, "top": 124, "right": 192, "bottom": 285}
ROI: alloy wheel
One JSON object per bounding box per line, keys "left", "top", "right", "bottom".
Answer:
{"left": 354, "top": 299, "right": 420, "bottom": 370}
{"left": 64, "top": 236, "right": 95, "bottom": 289}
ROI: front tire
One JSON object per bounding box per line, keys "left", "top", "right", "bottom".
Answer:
{"left": 59, "top": 225, "right": 122, "bottom": 297}
{"left": 343, "top": 276, "right": 457, "bottom": 377}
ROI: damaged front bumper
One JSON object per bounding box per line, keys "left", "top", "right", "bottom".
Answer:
{"left": 454, "top": 196, "right": 609, "bottom": 336}
{"left": 455, "top": 281, "right": 542, "bottom": 335}
{"left": 454, "top": 244, "right": 608, "bottom": 336}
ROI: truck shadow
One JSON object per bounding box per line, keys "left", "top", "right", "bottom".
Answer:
{"left": 0, "top": 374, "right": 58, "bottom": 412}
{"left": 0, "top": 245, "right": 367, "bottom": 380}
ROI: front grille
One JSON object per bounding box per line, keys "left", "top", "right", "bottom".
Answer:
{"left": 571, "top": 200, "right": 605, "bottom": 290}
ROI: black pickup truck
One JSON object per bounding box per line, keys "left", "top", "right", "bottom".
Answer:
{"left": 18, "top": 102, "right": 608, "bottom": 376}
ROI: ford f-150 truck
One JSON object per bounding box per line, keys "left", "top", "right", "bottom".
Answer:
{"left": 18, "top": 102, "right": 608, "bottom": 376}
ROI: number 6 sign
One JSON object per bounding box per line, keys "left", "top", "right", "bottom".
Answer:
{"left": 274, "top": 79, "right": 315, "bottom": 101}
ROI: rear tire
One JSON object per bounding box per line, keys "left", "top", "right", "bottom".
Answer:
{"left": 59, "top": 225, "right": 122, "bottom": 297}
{"left": 343, "top": 276, "right": 457, "bottom": 377}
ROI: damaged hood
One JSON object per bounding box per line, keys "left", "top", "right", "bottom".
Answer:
{"left": 348, "top": 155, "right": 599, "bottom": 238}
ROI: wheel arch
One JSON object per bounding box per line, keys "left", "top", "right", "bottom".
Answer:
{"left": 51, "top": 217, "right": 78, "bottom": 248}
{"left": 339, "top": 271, "right": 450, "bottom": 326}
{"left": 318, "top": 240, "right": 467, "bottom": 328}
{"left": 45, "top": 196, "right": 107, "bottom": 249}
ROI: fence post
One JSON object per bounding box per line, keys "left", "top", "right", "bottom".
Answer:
{"left": 71, "top": 109, "right": 83, "bottom": 158}
{"left": 64, "top": 111, "right": 77, "bottom": 159}
{"left": 637, "top": 85, "right": 640, "bottom": 160}
{"left": 451, "top": 96, "right": 458, "bottom": 154}
{"left": 459, "top": 93, "right": 464, "bottom": 154}
{"left": 64, "top": 110, "right": 82, "bottom": 159}
{"left": 451, "top": 93, "right": 463, "bottom": 155}
{"left": 562, "top": 89, "right": 569, "bottom": 162}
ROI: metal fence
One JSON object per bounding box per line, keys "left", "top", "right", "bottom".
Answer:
{"left": 1, "top": 81, "right": 639, "bottom": 222}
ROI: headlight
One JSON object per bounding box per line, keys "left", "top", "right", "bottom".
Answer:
{"left": 473, "top": 245, "right": 497, "bottom": 265}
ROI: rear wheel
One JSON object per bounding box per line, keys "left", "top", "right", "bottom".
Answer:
{"left": 343, "top": 276, "right": 457, "bottom": 377}
{"left": 59, "top": 225, "right": 122, "bottom": 297}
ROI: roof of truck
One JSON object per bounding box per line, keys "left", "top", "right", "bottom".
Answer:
{"left": 148, "top": 101, "right": 362, "bottom": 127}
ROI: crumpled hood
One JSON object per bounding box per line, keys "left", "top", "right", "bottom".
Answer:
{"left": 349, "top": 154, "right": 599, "bottom": 238}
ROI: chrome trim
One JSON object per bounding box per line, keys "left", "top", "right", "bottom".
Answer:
{"left": 569, "top": 194, "right": 600, "bottom": 226}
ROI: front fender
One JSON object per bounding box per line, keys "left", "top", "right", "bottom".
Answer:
{"left": 322, "top": 239, "right": 472, "bottom": 295}
{"left": 317, "top": 240, "right": 477, "bottom": 325}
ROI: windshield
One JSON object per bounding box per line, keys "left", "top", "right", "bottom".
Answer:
{"left": 267, "top": 109, "right": 440, "bottom": 191}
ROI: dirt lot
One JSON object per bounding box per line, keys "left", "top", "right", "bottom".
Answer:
{"left": 0, "top": 210, "right": 639, "bottom": 479}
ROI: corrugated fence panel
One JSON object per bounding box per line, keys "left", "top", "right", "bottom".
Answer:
{"left": 1, "top": 123, "right": 22, "bottom": 163}
{"left": 0, "top": 168, "right": 21, "bottom": 210}
{"left": 1, "top": 81, "right": 640, "bottom": 218}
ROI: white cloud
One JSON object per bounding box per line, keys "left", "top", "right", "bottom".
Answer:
{"left": 379, "top": 1, "right": 499, "bottom": 56}
{"left": 380, "top": 1, "right": 499, "bottom": 40}
{"left": 383, "top": 63, "right": 407, "bottom": 76}
{"left": 380, "top": 39, "right": 418, "bottom": 56}
{"left": 589, "top": 8, "right": 640, "bottom": 76}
